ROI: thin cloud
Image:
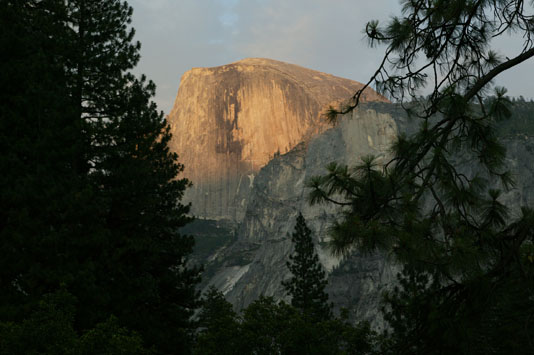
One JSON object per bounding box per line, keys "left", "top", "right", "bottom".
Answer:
{"left": 129, "top": 0, "right": 534, "bottom": 113}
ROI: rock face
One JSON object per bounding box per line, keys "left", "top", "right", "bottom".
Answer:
{"left": 170, "top": 59, "right": 534, "bottom": 328}
{"left": 168, "top": 58, "right": 387, "bottom": 221}
{"left": 200, "top": 104, "right": 403, "bottom": 327}
{"left": 194, "top": 102, "right": 534, "bottom": 327}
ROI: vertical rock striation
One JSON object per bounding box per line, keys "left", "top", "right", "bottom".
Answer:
{"left": 202, "top": 104, "right": 401, "bottom": 327}
{"left": 169, "top": 58, "right": 534, "bottom": 327}
{"left": 167, "top": 58, "right": 387, "bottom": 221}
{"left": 197, "top": 103, "right": 534, "bottom": 327}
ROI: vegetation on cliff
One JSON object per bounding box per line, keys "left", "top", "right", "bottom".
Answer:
{"left": 193, "top": 214, "right": 375, "bottom": 355}
{"left": 312, "top": 0, "right": 534, "bottom": 353}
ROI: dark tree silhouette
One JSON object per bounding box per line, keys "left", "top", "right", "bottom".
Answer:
{"left": 310, "top": 1, "right": 534, "bottom": 353}
{"left": 283, "top": 213, "right": 332, "bottom": 321}
{"left": 0, "top": 1, "right": 200, "bottom": 353}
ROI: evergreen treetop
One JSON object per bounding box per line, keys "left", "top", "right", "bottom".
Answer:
{"left": 283, "top": 213, "right": 332, "bottom": 321}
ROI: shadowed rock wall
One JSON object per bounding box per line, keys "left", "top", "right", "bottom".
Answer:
{"left": 197, "top": 103, "right": 534, "bottom": 328}
{"left": 201, "top": 104, "right": 401, "bottom": 327}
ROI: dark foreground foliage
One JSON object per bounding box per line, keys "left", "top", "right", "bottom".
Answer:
{"left": 194, "top": 214, "right": 377, "bottom": 354}
{"left": 0, "top": 1, "right": 199, "bottom": 353}
{"left": 313, "top": 0, "right": 534, "bottom": 354}
{"left": 0, "top": 289, "right": 151, "bottom": 355}
{"left": 194, "top": 289, "right": 376, "bottom": 355}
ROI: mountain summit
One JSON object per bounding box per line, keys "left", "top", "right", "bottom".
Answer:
{"left": 167, "top": 58, "right": 387, "bottom": 220}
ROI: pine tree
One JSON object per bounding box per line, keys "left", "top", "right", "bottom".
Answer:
{"left": 0, "top": 0, "right": 95, "bottom": 320}
{"left": 282, "top": 213, "right": 331, "bottom": 321}
{"left": 64, "top": 1, "right": 201, "bottom": 351}
{"left": 310, "top": 1, "right": 534, "bottom": 353}
{"left": 193, "top": 287, "right": 241, "bottom": 355}
{"left": 0, "top": 1, "right": 200, "bottom": 353}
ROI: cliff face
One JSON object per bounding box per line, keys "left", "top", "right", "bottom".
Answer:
{"left": 167, "top": 58, "right": 387, "bottom": 221}
{"left": 200, "top": 104, "right": 402, "bottom": 326}
{"left": 171, "top": 59, "right": 534, "bottom": 327}
{"left": 196, "top": 103, "right": 534, "bottom": 327}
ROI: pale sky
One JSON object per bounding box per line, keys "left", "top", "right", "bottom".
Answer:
{"left": 129, "top": 0, "right": 534, "bottom": 114}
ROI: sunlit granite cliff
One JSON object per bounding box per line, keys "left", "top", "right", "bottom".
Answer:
{"left": 167, "top": 58, "right": 387, "bottom": 221}
{"left": 170, "top": 59, "right": 534, "bottom": 328}
{"left": 187, "top": 102, "right": 534, "bottom": 328}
